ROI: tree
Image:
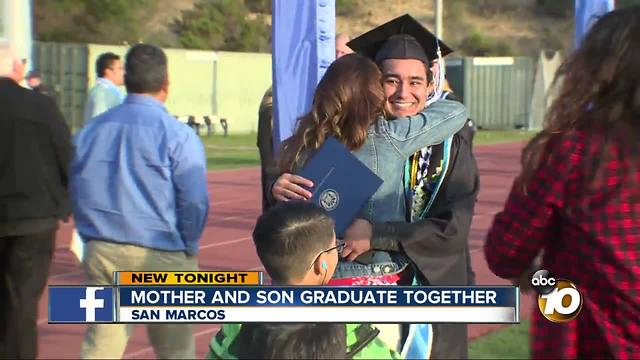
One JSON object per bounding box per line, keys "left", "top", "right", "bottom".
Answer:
{"left": 244, "top": 0, "right": 272, "bottom": 14}
{"left": 336, "top": 0, "right": 362, "bottom": 16}
{"left": 617, "top": 0, "right": 640, "bottom": 8}
{"left": 172, "top": 0, "right": 271, "bottom": 52}
{"left": 34, "top": 0, "right": 154, "bottom": 44}
{"left": 458, "top": 32, "right": 513, "bottom": 57}
{"left": 536, "top": 0, "right": 573, "bottom": 18}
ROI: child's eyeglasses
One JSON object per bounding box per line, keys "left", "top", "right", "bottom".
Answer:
{"left": 306, "top": 240, "right": 345, "bottom": 270}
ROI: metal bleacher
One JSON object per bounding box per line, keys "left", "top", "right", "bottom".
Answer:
{"left": 175, "top": 115, "right": 229, "bottom": 137}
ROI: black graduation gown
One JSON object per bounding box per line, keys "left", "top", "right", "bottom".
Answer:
{"left": 372, "top": 123, "right": 479, "bottom": 359}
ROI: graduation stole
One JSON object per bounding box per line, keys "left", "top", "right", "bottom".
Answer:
{"left": 409, "top": 147, "right": 431, "bottom": 220}
{"left": 405, "top": 138, "right": 453, "bottom": 222}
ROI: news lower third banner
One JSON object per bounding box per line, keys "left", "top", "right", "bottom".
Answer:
{"left": 48, "top": 272, "right": 519, "bottom": 324}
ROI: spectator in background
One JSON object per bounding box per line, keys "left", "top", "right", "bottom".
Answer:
{"left": 72, "top": 53, "right": 126, "bottom": 261}
{"left": 72, "top": 44, "right": 209, "bottom": 359}
{"left": 335, "top": 33, "right": 354, "bottom": 59}
{"left": 83, "top": 52, "right": 124, "bottom": 126}
{"left": 257, "top": 86, "right": 275, "bottom": 212}
{"left": 26, "top": 70, "right": 55, "bottom": 99}
{"left": 485, "top": 6, "right": 640, "bottom": 359}
{"left": 72, "top": 53, "right": 127, "bottom": 260}
{"left": 0, "top": 47, "right": 72, "bottom": 359}
{"left": 207, "top": 201, "right": 399, "bottom": 359}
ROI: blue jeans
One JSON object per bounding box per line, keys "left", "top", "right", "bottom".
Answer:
{"left": 332, "top": 251, "right": 411, "bottom": 279}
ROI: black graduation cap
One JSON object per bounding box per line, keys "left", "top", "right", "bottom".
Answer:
{"left": 347, "top": 14, "right": 454, "bottom": 64}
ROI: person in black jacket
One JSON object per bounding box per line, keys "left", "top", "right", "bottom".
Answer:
{"left": 257, "top": 86, "right": 276, "bottom": 212}
{"left": 0, "top": 48, "right": 72, "bottom": 359}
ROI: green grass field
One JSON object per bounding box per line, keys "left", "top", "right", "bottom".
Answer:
{"left": 201, "top": 130, "right": 535, "bottom": 170}
{"left": 473, "top": 130, "right": 535, "bottom": 145}
{"left": 201, "top": 134, "right": 260, "bottom": 170}
{"left": 469, "top": 321, "right": 530, "bottom": 359}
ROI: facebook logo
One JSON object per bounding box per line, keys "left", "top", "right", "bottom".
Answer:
{"left": 80, "top": 287, "right": 106, "bottom": 321}
{"left": 49, "top": 286, "right": 114, "bottom": 323}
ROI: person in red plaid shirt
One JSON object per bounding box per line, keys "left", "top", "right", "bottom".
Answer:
{"left": 484, "top": 6, "right": 640, "bottom": 359}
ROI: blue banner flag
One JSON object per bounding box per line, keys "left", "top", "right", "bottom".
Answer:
{"left": 575, "top": 0, "right": 614, "bottom": 48}
{"left": 271, "top": 0, "right": 335, "bottom": 149}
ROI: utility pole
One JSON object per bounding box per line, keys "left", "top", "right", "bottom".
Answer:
{"left": 435, "top": 0, "right": 443, "bottom": 39}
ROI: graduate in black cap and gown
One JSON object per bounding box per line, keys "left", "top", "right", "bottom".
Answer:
{"left": 345, "top": 14, "right": 479, "bottom": 359}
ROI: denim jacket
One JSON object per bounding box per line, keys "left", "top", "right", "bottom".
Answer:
{"left": 352, "top": 99, "right": 467, "bottom": 224}
{"left": 335, "top": 99, "right": 468, "bottom": 279}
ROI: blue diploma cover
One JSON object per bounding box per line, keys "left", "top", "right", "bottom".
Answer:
{"left": 298, "top": 137, "right": 382, "bottom": 237}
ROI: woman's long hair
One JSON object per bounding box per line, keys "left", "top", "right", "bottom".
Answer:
{"left": 278, "top": 54, "right": 386, "bottom": 172}
{"left": 517, "top": 6, "right": 640, "bottom": 191}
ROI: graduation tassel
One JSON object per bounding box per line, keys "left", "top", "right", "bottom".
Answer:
{"left": 425, "top": 40, "right": 445, "bottom": 107}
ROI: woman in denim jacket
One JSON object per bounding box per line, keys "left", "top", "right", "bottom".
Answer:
{"left": 278, "top": 54, "right": 467, "bottom": 283}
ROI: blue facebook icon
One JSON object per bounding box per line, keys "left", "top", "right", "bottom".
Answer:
{"left": 49, "top": 286, "right": 114, "bottom": 323}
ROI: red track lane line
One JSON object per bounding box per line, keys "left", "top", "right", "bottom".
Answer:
{"left": 123, "top": 326, "right": 220, "bottom": 359}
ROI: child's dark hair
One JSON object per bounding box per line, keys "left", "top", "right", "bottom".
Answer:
{"left": 235, "top": 323, "right": 347, "bottom": 359}
{"left": 252, "top": 201, "right": 335, "bottom": 283}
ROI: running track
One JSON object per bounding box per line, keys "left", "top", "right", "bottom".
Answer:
{"left": 38, "top": 141, "right": 534, "bottom": 359}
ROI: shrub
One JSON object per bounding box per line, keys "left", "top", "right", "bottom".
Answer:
{"left": 173, "top": 0, "right": 271, "bottom": 52}
{"left": 458, "top": 32, "right": 513, "bottom": 56}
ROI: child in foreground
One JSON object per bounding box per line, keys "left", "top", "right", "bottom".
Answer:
{"left": 206, "top": 201, "right": 399, "bottom": 359}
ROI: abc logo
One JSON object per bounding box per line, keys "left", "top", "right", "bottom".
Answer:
{"left": 531, "top": 269, "right": 582, "bottom": 323}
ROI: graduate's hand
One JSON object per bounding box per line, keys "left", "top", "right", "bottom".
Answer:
{"left": 342, "top": 219, "right": 373, "bottom": 261}
{"left": 272, "top": 173, "right": 314, "bottom": 202}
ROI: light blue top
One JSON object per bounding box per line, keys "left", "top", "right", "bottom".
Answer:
{"left": 352, "top": 98, "right": 467, "bottom": 223}
{"left": 71, "top": 94, "right": 209, "bottom": 255}
{"left": 83, "top": 78, "right": 125, "bottom": 126}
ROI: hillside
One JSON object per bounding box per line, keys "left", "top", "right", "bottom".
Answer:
{"left": 334, "top": 0, "right": 574, "bottom": 57}
{"left": 35, "top": 0, "right": 582, "bottom": 57}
